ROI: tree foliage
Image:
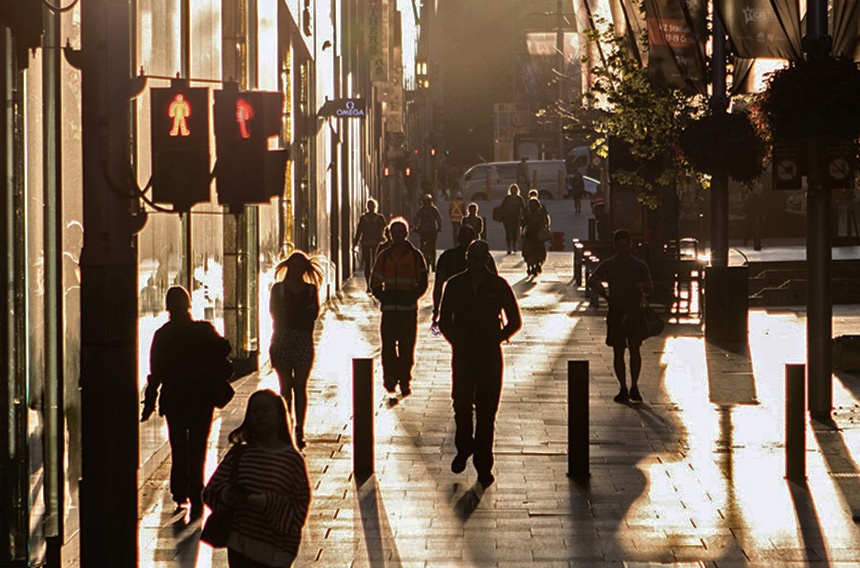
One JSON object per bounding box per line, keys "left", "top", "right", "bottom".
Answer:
{"left": 577, "top": 21, "right": 707, "bottom": 208}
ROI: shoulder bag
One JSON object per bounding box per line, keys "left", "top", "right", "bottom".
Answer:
{"left": 640, "top": 303, "right": 665, "bottom": 338}
{"left": 201, "top": 445, "right": 245, "bottom": 548}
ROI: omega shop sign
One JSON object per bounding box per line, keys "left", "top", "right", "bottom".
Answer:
{"left": 319, "top": 98, "right": 368, "bottom": 119}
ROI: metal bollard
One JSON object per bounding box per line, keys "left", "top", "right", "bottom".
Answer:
{"left": 785, "top": 364, "right": 806, "bottom": 483}
{"left": 588, "top": 218, "right": 597, "bottom": 241}
{"left": 558, "top": 169, "right": 564, "bottom": 200}
{"left": 568, "top": 360, "right": 590, "bottom": 478}
{"left": 353, "top": 358, "right": 374, "bottom": 476}
{"left": 573, "top": 240, "right": 584, "bottom": 286}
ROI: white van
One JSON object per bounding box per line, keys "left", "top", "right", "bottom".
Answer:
{"left": 460, "top": 159, "right": 599, "bottom": 201}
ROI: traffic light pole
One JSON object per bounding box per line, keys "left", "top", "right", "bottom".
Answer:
{"left": 805, "top": 0, "right": 833, "bottom": 419}
{"left": 79, "top": 0, "right": 139, "bottom": 565}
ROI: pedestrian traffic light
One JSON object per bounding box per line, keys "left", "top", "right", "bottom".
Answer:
{"left": 214, "top": 85, "right": 288, "bottom": 208}
{"left": 150, "top": 81, "right": 212, "bottom": 210}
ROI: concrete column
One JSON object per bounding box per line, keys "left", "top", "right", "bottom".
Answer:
{"left": 79, "top": 0, "right": 139, "bottom": 564}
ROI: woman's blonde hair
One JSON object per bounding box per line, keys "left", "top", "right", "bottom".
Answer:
{"left": 274, "top": 251, "right": 324, "bottom": 286}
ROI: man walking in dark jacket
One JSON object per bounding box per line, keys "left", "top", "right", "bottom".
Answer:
{"left": 142, "top": 286, "right": 232, "bottom": 518}
{"left": 438, "top": 240, "right": 521, "bottom": 487}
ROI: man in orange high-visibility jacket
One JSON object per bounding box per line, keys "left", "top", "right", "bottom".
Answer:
{"left": 370, "top": 218, "right": 429, "bottom": 397}
{"left": 449, "top": 192, "right": 465, "bottom": 246}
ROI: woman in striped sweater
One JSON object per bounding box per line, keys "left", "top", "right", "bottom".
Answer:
{"left": 203, "top": 390, "right": 311, "bottom": 567}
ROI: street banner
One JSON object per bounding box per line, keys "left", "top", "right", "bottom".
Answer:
{"left": 716, "top": 0, "right": 802, "bottom": 60}
{"left": 833, "top": 0, "right": 860, "bottom": 61}
{"left": 367, "top": 0, "right": 389, "bottom": 83}
{"left": 381, "top": 45, "right": 404, "bottom": 133}
{"left": 525, "top": 32, "right": 584, "bottom": 103}
{"left": 645, "top": 0, "right": 707, "bottom": 93}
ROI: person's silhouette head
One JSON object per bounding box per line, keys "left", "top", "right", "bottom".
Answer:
{"left": 508, "top": 184, "right": 520, "bottom": 196}
{"left": 366, "top": 198, "right": 378, "bottom": 213}
{"left": 388, "top": 218, "right": 408, "bottom": 244}
{"left": 466, "top": 240, "right": 491, "bottom": 273}
{"left": 613, "top": 229, "right": 632, "bottom": 256}
{"left": 229, "top": 389, "right": 295, "bottom": 447}
{"left": 457, "top": 224, "right": 476, "bottom": 248}
{"left": 165, "top": 286, "right": 191, "bottom": 318}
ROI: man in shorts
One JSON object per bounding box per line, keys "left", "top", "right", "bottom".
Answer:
{"left": 587, "top": 229, "right": 653, "bottom": 403}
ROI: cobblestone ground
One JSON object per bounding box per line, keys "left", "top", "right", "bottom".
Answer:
{"left": 138, "top": 251, "right": 860, "bottom": 567}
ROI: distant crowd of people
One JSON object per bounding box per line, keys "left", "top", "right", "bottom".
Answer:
{"left": 141, "top": 188, "right": 652, "bottom": 566}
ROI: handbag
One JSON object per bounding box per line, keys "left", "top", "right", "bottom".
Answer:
{"left": 213, "top": 376, "right": 235, "bottom": 409}
{"left": 201, "top": 446, "right": 245, "bottom": 548}
{"left": 640, "top": 305, "right": 665, "bottom": 338}
{"left": 537, "top": 228, "right": 552, "bottom": 242}
{"left": 492, "top": 206, "right": 503, "bottom": 222}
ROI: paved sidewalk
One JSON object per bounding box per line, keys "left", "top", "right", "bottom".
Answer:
{"left": 138, "top": 251, "right": 860, "bottom": 567}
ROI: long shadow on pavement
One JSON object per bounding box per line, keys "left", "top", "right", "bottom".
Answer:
{"left": 355, "top": 475, "right": 403, "bottom": 568}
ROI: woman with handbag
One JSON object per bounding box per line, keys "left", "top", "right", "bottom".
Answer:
{"left": 141, "top": 286, "right": 233, "bottom": 518}
{"left": 521, "top": 197, "right": 551, "bottom": 277}
{"left": 202, "top": 389, "right": 311, "bottom": 567}
{"left": 269, "top": 251, "right": 323, "bottom": 450}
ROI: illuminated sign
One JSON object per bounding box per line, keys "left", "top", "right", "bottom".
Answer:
{"left": 150, "top": 84, "right": 211, "bottom": 210}
{"left": 168, "top": 94, "right": 192, "bottom": 137}
{"left": 318, "top": 98, "right": 368, "bottom": 119}
{"left": 236, "top": 98, "right": 253, "bottom": 139}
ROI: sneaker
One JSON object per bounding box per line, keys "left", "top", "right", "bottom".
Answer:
{"left": 613, "top": 387, "right": 629, "bottom": 403}
{"left": 478, "top": 471, "right": 495, "bottom": 488}
{"left": 629, "top": 386, "right": 642, "bottom": 403}
{"left": 451, "top": 453, "right": 469, "bottom": 474}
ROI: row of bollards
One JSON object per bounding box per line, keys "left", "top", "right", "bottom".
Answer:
{"left": 351, "top": 359, "right": 808, "bottom": 485}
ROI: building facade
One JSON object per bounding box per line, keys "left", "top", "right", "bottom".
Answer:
{"left": 0, "top": 0, "right": 418, "bottom": 565}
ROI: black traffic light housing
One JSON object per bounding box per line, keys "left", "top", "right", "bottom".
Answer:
{"left": 0, "top": 0, "right": 44, "bottom": 69}
{"left": 214, "top": 84, "right": 287, "bottom": 209}
{"left": 150, "top": 79, "right": 212, "bottom": 211}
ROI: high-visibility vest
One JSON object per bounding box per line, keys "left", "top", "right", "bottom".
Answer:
{"left": 450, "top": 199, "right": 465, "bottom": 222}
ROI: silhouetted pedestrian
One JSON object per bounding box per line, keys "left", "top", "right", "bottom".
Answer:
{"left": 353, "top": 198, "right": 387, "bottom": 293}
{"left": 499, "top": 184, "right": 525, "bottom": 254}
{"left": 432, "top": 225, "right": 497, "bottom": 326}
{"left": 516, "top": 156, "right": 530, "bottom": 189}
{"left": 269, "top": 251, "right": 323, "bottom": 450}
{"left": 142, "top": 286, "right": 232, "bottom": 518}
{"left": 570, "top": 170, "right": 585, "bottom": 213}
{"left": 370, "top": 218, "right": 429, "bottom": 397}
{"left": 461, "top": 202, "right": 485, "bottom": 241}
{"left": 521, "top": 197, "right": 550, "bottom": 277}
{"left": 438, "top": 240, "right": 521, "bottom": 487}
{"left": 587, "top": 229, "right": 653, "bottom": 404}
{"left": 412, "top": 194, "right": 443, "bottom": 270}
{"left": 203, "top": 389, "right": 311, "bottom": 567}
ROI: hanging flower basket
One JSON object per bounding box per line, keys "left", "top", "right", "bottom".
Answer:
{"left": 679, "top": 111, "right": 765, "bottom": 183}
{"left": 758, "top": 57, "right": 860, "bottom": 144}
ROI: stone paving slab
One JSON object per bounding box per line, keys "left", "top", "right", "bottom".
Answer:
{"left": 137, "top": 251, "right": 860, "bottom": 567}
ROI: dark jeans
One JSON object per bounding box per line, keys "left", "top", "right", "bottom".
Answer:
{"left": 451, "top": 346, "right": 503, "bottom": 476}
{"left": 380, "top": 309, "right": 418, "bottom": 392}
{"left": 361, "top": 243, "right": 379, "bottom": 285}
{"left": 418, "top": 231, "right": 437, "bottom": 269}
{"left": 165, "top": 408, "right": 213, "bottom": 505}
{"left": 503, "top": 220, "right": 520, "bottom": 251}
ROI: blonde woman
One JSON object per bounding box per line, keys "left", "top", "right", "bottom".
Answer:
{"left": 269, "top": 252, "right": 323, "bottom": 449}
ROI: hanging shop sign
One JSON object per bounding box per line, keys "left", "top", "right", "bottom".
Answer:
{"left": 318, "top": 98, "right": 368, "bottom": 119}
